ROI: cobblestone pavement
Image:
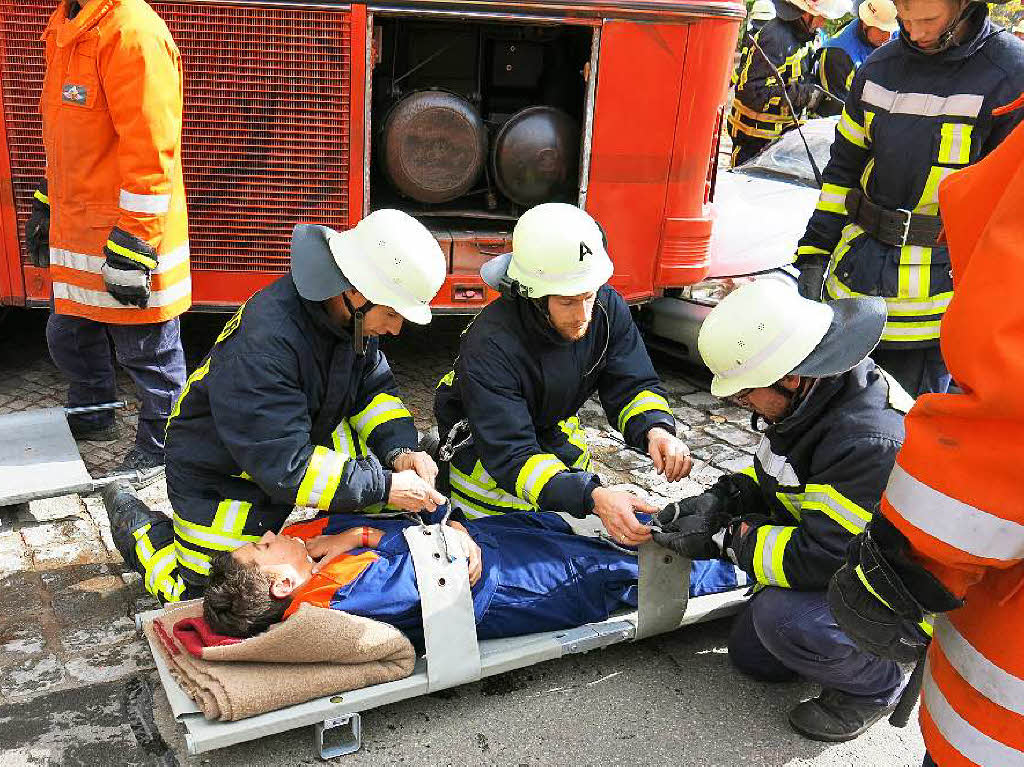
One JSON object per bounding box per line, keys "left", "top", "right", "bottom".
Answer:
{"left": 0, "top": 307, "right": 923, "bottom": 766}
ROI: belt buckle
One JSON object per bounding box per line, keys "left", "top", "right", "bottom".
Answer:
{"left": 896, "top": 208, "right": 913, "bottom": 248}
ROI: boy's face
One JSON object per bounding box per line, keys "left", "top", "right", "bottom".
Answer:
{"left": 233, "top": 531, "right": 311, "bottom": 577}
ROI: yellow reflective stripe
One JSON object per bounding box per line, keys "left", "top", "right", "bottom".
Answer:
{"left": 350, "top": 393, "right": 413, "bottom": 444}
{"left": 775, "top": 491, "right": 802, "bottom": 521}
{"left": 727, "top": 112, "right": 784, "bottom": 140}
{"left": 437, "top": 370, "right": 455, "bottom": 388}
{"left": 558, "top": 416, "right": 591, "bottom": 470}
{"left": 919, "top": 613, "right": 934, "bottom": 637}
{"left": 916, "top": 165, "right": 956, "bottom": 215}
{"left": 295, "top": 446, "right": 346, "bottom": 510}
{"left": 133, "top": 523, "right": 155, "bottom": 560}
{"left": 175, "top": 541, "right": 213, "bottom": 576}
{"left": 34, "top": 189, "right": 49, "bottom": 205}
{"left": 753, "top": 525, "right": 794, "bottom": 587}
{"left": 131, "top": 524, "right": 184, "bottom": 601}
{"left": 797, "top": 245, "right": 830, "bottom": 258}
{"left": 515, "top": 453, "right": 567, "bottom": 506}
{"left": 855, "top": 563, "right": 893, "bottom": 609}
{"left": 820, "top": 49, "right": 833, "bottom": 94}
{"left": 740, "top": 465, "right": 759, "bottom": 482}
{"left": 863, "top": 110, "right": 875, "bottom": 142}
{"left": 844, "top": 67, "right": 855, "bottom": 93}
{"left": 216, "top": 301, "right": 246, "bottom": 343}
{"left": 826, "top": 270, "right": 951, "bottom": 318}
{"left": 730, "top": 97, "right": 792, "bottom": 123}
{"left": 173, "top": 514, "right": 261, "bottom": 552}
{"left": 106, "top": 239, "right": 158, "bottom": 270}
{"left": 837, "top": 108, "right": 868, "bottom": 149}
{"left": 450, "top": 490, "right": 501, "bottom": 519}
{"left": 816, "top": 183, "right": 851, "bottom": 215}
{"left": 937, "top": 123, "right": 973, "bottom": 165}
{"left": 617, "top": 390, "right": 671, "bottom": 434}
{"left": 450, "top": 465, "right": 533, "bottom": 512}
{"left": 897, "top": 245, "right": 933, "bottom": 299}
{"left": 167, "top": 357, "right": 210, "bottom": 427}
{"left": 801, "top": 483, "right": 871, "bottom": 535}
{"left": 212, "top": 499, "right": 252, "bottom": 535}
{"left": 860, "top": 157, "right": 875, "bottom": 191}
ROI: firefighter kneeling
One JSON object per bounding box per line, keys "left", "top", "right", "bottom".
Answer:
{"left": 104, "top": 210, "right": 447, "bottom": 602}
{"left": 652, "top": 281, "right": 913, "bottom": 741}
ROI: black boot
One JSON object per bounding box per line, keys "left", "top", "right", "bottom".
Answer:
{"left": 788, "top": 688, "right": 897, "bottom": 742}
{"left": 68, "top": 416, "right": 119, "bottom": 442}
{"left": 115, "top": 446, "right": 165, "bottom": 489}
{"left": 102, "top": 481, "right": 164, "bottom": 565}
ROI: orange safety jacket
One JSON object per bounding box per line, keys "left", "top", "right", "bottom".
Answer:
{"left": 40, "top": 0, "right": 190, "bottom": 324}
{"left": 879, "top": 92, "right": 1024, "bottom": 767}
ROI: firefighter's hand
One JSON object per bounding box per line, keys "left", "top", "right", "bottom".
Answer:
{"left": 309, "top": 528, "right": 383, "bottom": 574}
{"left": 447, "top": 520, "right": 482, "bottom": 586}
{"left": 646, "top": 427, "right": 692, "bottom": 482}
{"left": 591, "top": 487, "right": 655, "bottom": 546}
{"left": 388, "top": 469, "right": 446, "bottom": 513}
{"left": 26, "top": 182, "right": 50, "bottom": 268}
{"left": 393, "top": 450, "right": 439, "bottom": 487}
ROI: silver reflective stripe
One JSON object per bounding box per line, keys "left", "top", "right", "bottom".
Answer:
{"left": 220, "top": 500, "right": 243, "bottom": 532}
{"left": 175, "top": 543, "right": 212, "bottom": 575}
{"left": 923, "top": 662, "right": 1024, "bottom": 767}
{"left": 755, "top": 437, "right": 801, "bottom": 486}
{"left": 173, "top": 519, "right": 247, "bottom": 550}
{"left": 759, "top": 526, "right": 786, "bottom": 584}
{"left": 861, "top": 81, "right": 984, "bottom": 118}
{"left": 450, "top": 470, "right": 526, "bottom": 506}
{"left": 146, "top": 547, "right": 177, "bottom": 593}
{"left": 351, "top": 399, "right": 407, "bottom": 434}
{"left": 307, "top": 451, "right": 344, "bottom": 508}
{"left": 119, "top": 189, "right": 171, "bottom": 214}
{"left": 886, "top": 465, "right": 1024, "bottom": 561}
{"left": 935, "top": 618, "right": 1024, "bottom": 716}
{"left": 802, "top": 489, "right": 869, "bottom": 533}
{"left": 53, "top": 276, "right": 192, "bottom": 310}
{"left": 100, "top": 264, "right": 149, "bottom": 288}
{"left": 50, "top": 243, "right": 190, "bottom": 275}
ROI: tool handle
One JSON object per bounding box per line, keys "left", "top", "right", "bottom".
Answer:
{"left": 889, "top": 655, "right": 926, "bottom": 728}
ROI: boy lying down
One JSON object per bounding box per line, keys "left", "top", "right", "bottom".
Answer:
{"left": 203, "top": 508, "right": 743, "bottom": 642}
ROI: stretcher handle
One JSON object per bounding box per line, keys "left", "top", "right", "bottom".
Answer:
{"left": 64, "top": 401, "right": 126, "bottom": 415}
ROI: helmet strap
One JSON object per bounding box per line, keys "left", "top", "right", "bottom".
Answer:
{"left": 341, "top": 292, "right": 375, "bottom": 355}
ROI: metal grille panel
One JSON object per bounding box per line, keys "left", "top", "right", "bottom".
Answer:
{"left": 0, "top": 2, "right": 352, "bottom": 273}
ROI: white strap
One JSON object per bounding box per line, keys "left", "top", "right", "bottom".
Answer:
{"left": 404, "top": 525, "right": 482, "bottom": 691}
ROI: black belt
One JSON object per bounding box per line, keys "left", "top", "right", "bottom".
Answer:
{"left": 846, "top": 190, "right": 943, "bottom": 248}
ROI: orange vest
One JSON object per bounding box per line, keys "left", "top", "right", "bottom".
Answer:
{"left": 40, "top": 0, "right": 190, "bottom": 324}
{"left": 880, "top": 93, "right": 1024, "bottom": 767}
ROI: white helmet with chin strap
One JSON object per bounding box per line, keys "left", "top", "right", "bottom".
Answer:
{"left": 698, "top": 280, "right": 886, "bottom": 398}
{"left": 777, "top": 0, "right": 853, "bottom": 21}
{"left": 480, "top": 203, "right": 614, "bottom": 299}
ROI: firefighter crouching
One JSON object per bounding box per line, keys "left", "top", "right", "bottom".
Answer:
{"left": 795, "top": 0, "right": 1024, "bottom": 396}
{"left": 728, "top": 0, "right": 852, "bottom": 167}
{"left": 814, "top": 0, "right": 899, "bottom": 116}
{"left": 828, "top": 93, "right": 1024, "bottom": 767}
{"left": 26, "top": 0, "right": 191, "bottom": 482}
{"left": 103, "top": 211, "right": 447, "bottom": 602}
{"left": 434, "top": 203, "right": 691, "bottom": 547}
{"left": 652, "top": 281, "right": 914, "bottom": 742}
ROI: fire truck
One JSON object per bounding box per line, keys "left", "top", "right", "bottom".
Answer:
{"left": 0, "top": 0, "right": 742, "bottom": 312}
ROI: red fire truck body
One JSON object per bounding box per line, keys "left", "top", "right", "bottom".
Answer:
{"left": 0, "top": 0, "right": 742, "bottom": 312}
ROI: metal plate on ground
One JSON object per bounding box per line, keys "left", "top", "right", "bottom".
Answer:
{"left": 0, "top": 408, "right": 93, "bottom": 506}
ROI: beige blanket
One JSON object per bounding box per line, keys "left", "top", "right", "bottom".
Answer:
{"left": 144, "top": 601, "right": 416, "bottom": 721}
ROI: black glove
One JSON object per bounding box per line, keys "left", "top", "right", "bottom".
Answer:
{"left": 827, "top": 515, "right": 963, "bottom": 662}
{"left": 651, "top": 477, "right": 743, "bottom": 559}
{"left": 25, "top": 181, "right": 50, "bottom": 268}
{"left": 797, "top": 262, "right": 826, "bottom": 300}
{"left": 101, "top": 227, "right": 156, "bottom": 308}
{"left": 786, "top": 82, "right": 815, "bottom": 112}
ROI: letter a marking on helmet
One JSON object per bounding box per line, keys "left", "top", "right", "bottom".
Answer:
{"left": 580, "top": 241, "right": 592, "bottom": 262}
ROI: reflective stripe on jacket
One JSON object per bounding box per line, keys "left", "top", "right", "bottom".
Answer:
{"left": 164, "top": 275, "right": 418, "bottom": 582}
{"left": 732, "top": 360, "right": 908, "bottom": 589}
{"left": 796, "top": 7, "right": 1024, "bottom": 347}
{"left": 434, "top": 285, "right": 675, "bottom": 518}
{"left": 728, "top": 18, "right": 817, "bottom": 142}
{"left": 40, "top": 0, "right": 190, "bottom": 323}
{"left": 881, "top": 102, "right": 1024, "bottom": 767}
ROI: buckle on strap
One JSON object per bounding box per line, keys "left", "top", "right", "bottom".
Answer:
{"left": 896, "top": 208, "right": 913, "bottom": 248}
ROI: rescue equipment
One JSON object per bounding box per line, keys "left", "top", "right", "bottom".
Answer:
{"left": 492, "top": 106, "right": 579, "bottom": 206}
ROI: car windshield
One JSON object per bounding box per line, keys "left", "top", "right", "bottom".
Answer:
{"left": 733, "top": 117, "right": 838, "bottom": 188}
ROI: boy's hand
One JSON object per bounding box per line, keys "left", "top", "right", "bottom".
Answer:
{"left": 447, "top": 520, "right": 482, "bottom": 586}
{"left": 309, "top": 528, "right": 382, "bottom": 573}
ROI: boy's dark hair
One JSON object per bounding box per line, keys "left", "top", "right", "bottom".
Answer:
{"left": 203, "top": 551, "right": 292, "bottom": 638}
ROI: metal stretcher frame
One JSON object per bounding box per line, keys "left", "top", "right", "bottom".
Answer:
{"left": 137, "top": 522, "right": 749, "bottom": 758}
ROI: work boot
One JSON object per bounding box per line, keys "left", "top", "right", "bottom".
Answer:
{"left": 787, "top": 688, "right": 896, "bottom": 742}
{"left": 115, "top": 446, "right": 165, "bottom": 489}
{"left": 102, "top": 481, "right": 162, "bottom": 565}
{"left": 68, "top": 417, "right": 119, "bottom": 442}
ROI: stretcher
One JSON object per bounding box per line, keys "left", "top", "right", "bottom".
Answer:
{"left": 138, "top": 517, "right": 749, "bottom": 759}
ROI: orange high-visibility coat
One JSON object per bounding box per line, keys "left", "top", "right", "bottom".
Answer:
{"left": 880, "top": 93, "right": 1024, "bottom": 767}
{"left": 40, "top": 0, "right": 190, "bottom": 323}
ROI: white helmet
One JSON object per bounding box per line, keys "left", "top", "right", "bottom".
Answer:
{"left": 698, "top": 280, "right": 886, "bottom": 397}
{"left": 859, "top": 0, "right": 899, "bottom": 32}
{"left": 778, "top": 0, "right": 852, "bottom": 20}
{"left": 327, "top": 209, "right": 446, "bottom": 324}
{"left": 480, "top": 203, "right": 614, "bottom": 298}
{"left": 750, "top": 0, "right": 777, "bottom": 21}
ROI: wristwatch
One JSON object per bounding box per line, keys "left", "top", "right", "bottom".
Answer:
{"left": 384, "top": 446, "right": 413, "bottom": 469}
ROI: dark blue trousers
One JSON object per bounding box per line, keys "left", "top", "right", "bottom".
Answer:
{"left": 728, "top": 587, "right": 903, "bottom": 703}
{"left": 872, "top": 346, "right": 951, "bottom": 397}
{"left": 923, "top": 754, "right": 937, "bottom": 767}
{"left": 46, "top": 314, "right": 186, "bottom": 457}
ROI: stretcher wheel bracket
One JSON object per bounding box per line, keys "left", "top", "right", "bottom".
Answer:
{"left": 315, "top": 713, "right": 362, "bottom": 759}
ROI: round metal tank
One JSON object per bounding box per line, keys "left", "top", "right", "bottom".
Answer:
{"left": 492, "top": 106, "right": 579, "bottom": 207}
{"left": 380, "top": 91, "right": 487, "bottom": 204}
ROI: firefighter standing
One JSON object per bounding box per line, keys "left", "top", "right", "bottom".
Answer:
{"left": 794, "top": 0, "right": 1024, "bottom": 396}
{"left": 104, "top": 211, "right": 447, "bottom": 602}
{"left": 26, "top": 0, "right": 191, "bottom": 481}
{"left": 814, "top": 0, "right": 899, "bottom": 116}
{"left": 728, "top": 0, "right": 852, "bottom": 167}
{"left": 748, "top": 0, "right": 778, "bottom": 36}
{"left": 828, "top": 93, "right": 1024, "bottom": 767}
{"left": 434, "top": 204, "right": 691, "bottom": 546}
{"left": 653, "top": 281, "right": 913, "bottom": 742}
